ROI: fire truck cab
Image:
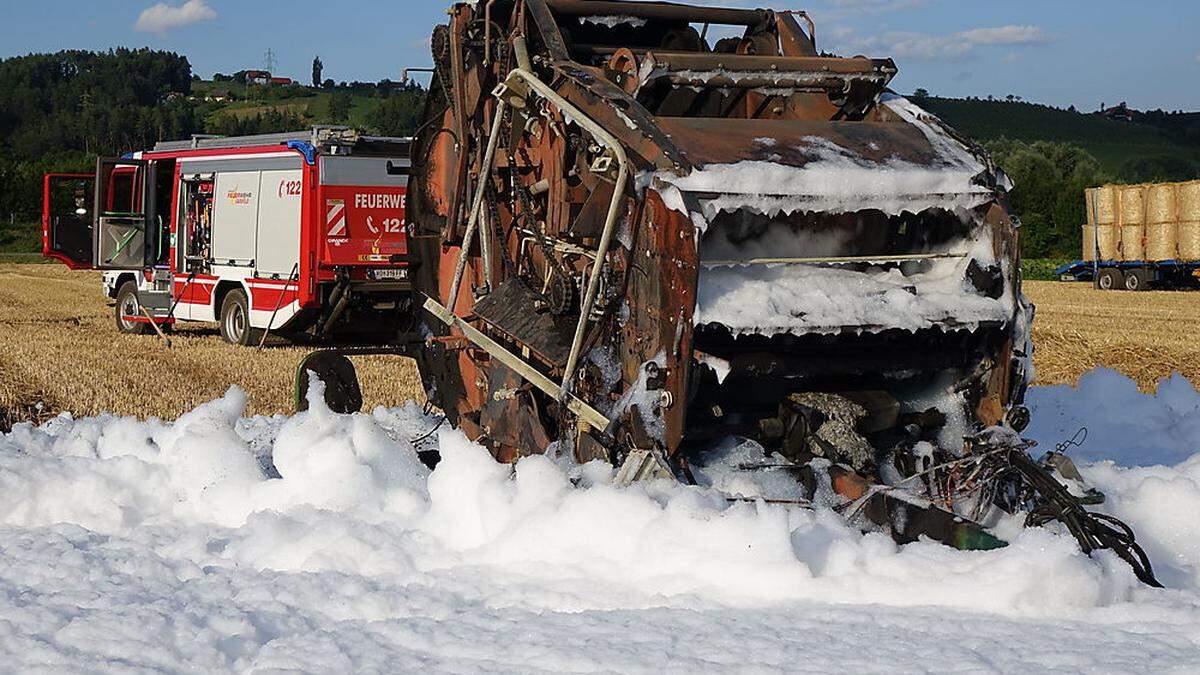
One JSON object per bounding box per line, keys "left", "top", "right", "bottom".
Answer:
{"left": 43, "top": 127, "right": 413, "bottom": 345}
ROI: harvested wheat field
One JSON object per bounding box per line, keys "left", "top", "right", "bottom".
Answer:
{"left": 0, "top": 263, "right": 422, "bottom": 428}
{"left": 1024, "top": 279, "right": 1200, "bottom": 391}
{"left": 1, "top": 264, "right": 1195, "bottom": 427}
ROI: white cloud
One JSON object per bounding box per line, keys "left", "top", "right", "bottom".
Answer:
{"left": 956, "top": 25, "right": 1050, "bottom": 47}
{"left": 844, "top": 25, "right": 1050, "bottom": 60}
{"left": 824, "top": 0, "right": 923, "bottom": 12}
{"left": 134, "top": 0, "right": 217, "bottom": 35}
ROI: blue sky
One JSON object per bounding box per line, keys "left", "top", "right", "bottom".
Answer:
{"left": 2, "top": 0, "right": 1197, "bottom": 111}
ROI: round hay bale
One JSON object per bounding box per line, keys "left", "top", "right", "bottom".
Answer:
{"left": 1119, "top": 225, "right": 1145, "bottom": 261}
{"left": 1083, "top": 224, "right": 1118, "bottom": 260}
{"left": 1178, "top": 221, "right": 1200, "bottom": 261}
{"left": 1118, "top": 185, "right": 1146, "bottom": 226}
{"left": 1145, "top": 222, "right": 1178, "bottom": 261}
{"left": 1180, "top": 181, "right": 1200, "bottom": 222}
{"left": 1091, "top": 185, "right": 1118, "bottom": 225}
{"left": 1146, "top": 183, "right": 1178, "bottom": 224}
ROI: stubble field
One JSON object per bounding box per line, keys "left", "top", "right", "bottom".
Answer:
{"left": 0, "top": 264, "right": 421, "bottom": 428}
{"left": 1, "top": 263, "right": 1196, "bottom": 427}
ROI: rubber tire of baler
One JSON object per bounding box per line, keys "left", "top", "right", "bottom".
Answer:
{"left": 114, "top": 281, "right": 152, "bottom": 335}
{"left": 219, "top": 288, "right": 261, "bottom": 346}
{"left": 1096, "top": 268, "right": 1123, "bottom": 291}
{"left": 296, "top": 352, "right": 363, "bottom": 414}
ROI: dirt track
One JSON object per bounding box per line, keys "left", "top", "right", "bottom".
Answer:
{"left": 1, "top": 264, "right": 1194, "bottom": 426}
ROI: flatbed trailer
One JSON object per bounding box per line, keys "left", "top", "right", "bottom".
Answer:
{"left": 1054, "top": 259, "right": 1200, "bottom": 291}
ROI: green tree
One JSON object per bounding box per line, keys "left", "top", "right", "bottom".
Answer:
{"left": 328, "top": 91, "right": 352, "bottom": 123}
{"left": 369, "top": 90, "right": 424, "bottom": 136}
{"left": 985, "top": 139, "right": 1110, "bottom": 258}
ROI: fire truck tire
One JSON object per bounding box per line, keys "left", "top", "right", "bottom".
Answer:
{"left": 219, "top": 289, "right": 260, "bottom": 346}
{"left": 114, "top": 282, "right": 152, "bottom": 335}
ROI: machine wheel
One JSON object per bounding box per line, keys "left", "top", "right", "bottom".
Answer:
{"left": 1124, "top": 269, "right": 1150, "bottom": 292}
{"left": 295, "top": 352, "right": 363, "bottom": 414}
{"left": 114, "top": 281, "right": 152, "bottom": 335}
{"left": 219, "top": 289, "right": 260, "bottom": 346}
{"left": 1096, "top": 268, "right": 1123, "bottom": 291}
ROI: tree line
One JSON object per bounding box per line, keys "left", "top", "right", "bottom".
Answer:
{"left": 0, "top": 49, "right": 425, "bottom": 228}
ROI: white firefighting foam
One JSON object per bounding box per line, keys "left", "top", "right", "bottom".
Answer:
{"left": 1, "top": 372, "right": 1199, "bottom": 671}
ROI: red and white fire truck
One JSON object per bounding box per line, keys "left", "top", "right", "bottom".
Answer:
{"left": 42, "top": 127, "right": 413, "bottom": 345}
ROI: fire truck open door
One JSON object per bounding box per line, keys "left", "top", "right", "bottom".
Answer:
{"left": 42, "top": 173, "right": 96, "bottom": 269}
{"left": 93, "top": 157, "right": 149, "bottom": 270}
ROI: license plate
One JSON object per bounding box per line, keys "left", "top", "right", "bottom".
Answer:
{"left": 371, "top": 267, "right": 407, "bottom": 280}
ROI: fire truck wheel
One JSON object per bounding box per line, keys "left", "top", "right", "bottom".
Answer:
{"left": 219, "top": 289, "right": 260, "bottom": 346}
{"left": 114, "top": 282, "right": 152, "bottom": 335}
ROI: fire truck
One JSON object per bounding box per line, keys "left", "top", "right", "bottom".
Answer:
{"left": 42, "top": 127, "right": 413, "bottom": 345}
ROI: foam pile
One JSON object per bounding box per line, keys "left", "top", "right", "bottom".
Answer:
{"left": 1, "top": 372, "right": 1199, "bottom": 670}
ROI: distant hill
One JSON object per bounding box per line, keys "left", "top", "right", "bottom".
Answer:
{"left": 0, "top": 49, "right": 425, "bottom": 235}
{"left": 917, "top": 96, "right": 1200, "bottom": 182}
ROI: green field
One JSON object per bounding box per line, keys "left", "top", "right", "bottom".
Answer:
{"left": 192, "top": 80, "right": 385, "bottom": 132}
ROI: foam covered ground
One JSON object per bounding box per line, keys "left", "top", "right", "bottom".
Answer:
{"left": 2, "top": 371, "right": 1199, "bottom": 672}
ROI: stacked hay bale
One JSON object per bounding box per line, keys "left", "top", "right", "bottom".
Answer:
{"left": 1084, "top": 181, "right": 1200, "bottom": 262}
{"left": 1117, "top": 185, "right": 1146, "bottom": 261}
{"left": 1145, "top": 183, "right": 1178, "bottom": 261}
{"left": 1083, "top": 185, "right": 1118, "bottom": 261}
{"left": 1181, "top": 181, "right": 1200, "bottom": 260}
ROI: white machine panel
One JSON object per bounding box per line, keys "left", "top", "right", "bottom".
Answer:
{"left": 211, "top": 171, "right": 261, "bottom": 265}
{"left": 255, "top": 169, "right": 303, "bottom": 276}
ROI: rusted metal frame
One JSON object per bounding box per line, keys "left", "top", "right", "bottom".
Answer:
{"left": 700, "top": 252, "right": 968, "bottom": 267}
{"left": 749, "top": 93, "right": 777, "bottom": 119}
{"left": 499, "top": 66, "right": 632, "bottom": 394}
{"left": 523, "top": 0, "right": 571, "bottom": 62}
{"left": 645, "top": 53, "right": 894, "bottom": 76}
{"left": 658, "top": 72, "right": 892, "bottom": 90}
{"left": 447, "top": 101, "right": 509, "bottom": 311}
{"left": 548, "top": 65, "right": 690, "bottom": 172}
{"left": 446, "top": 11, "right": 473, "bottom": 242}
{"left": 776, "top": 11, "right": 817, "bottom": 56}
{"left": 544, "top": 0, "right": 772, "bottom": 27}
{"left": 423, "top": 295, "right": 610, "bottom": 431}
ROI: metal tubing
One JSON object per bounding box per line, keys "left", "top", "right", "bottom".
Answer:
{"left": 259, "top": 263, "right": 299, "bottom": 349}
{"left": 447, "top": 102, "right": 508, "bottom": 311}
{"left": 479, "top": 199, "right": 495, "bottom": 290}
{"left": 544, "top": 0, "right": 771, "bottom": 27}
{"left": 514, "top": 34, "right": 533, "bottom": 71}
{"left": 700, "top": 252, "right": 966, "bottom": 267}
{"left": 318, "top": 281, "right": 351, "bottom": 336}
{"left": 500, "top": 67, "right": 631, "bottom": 393}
